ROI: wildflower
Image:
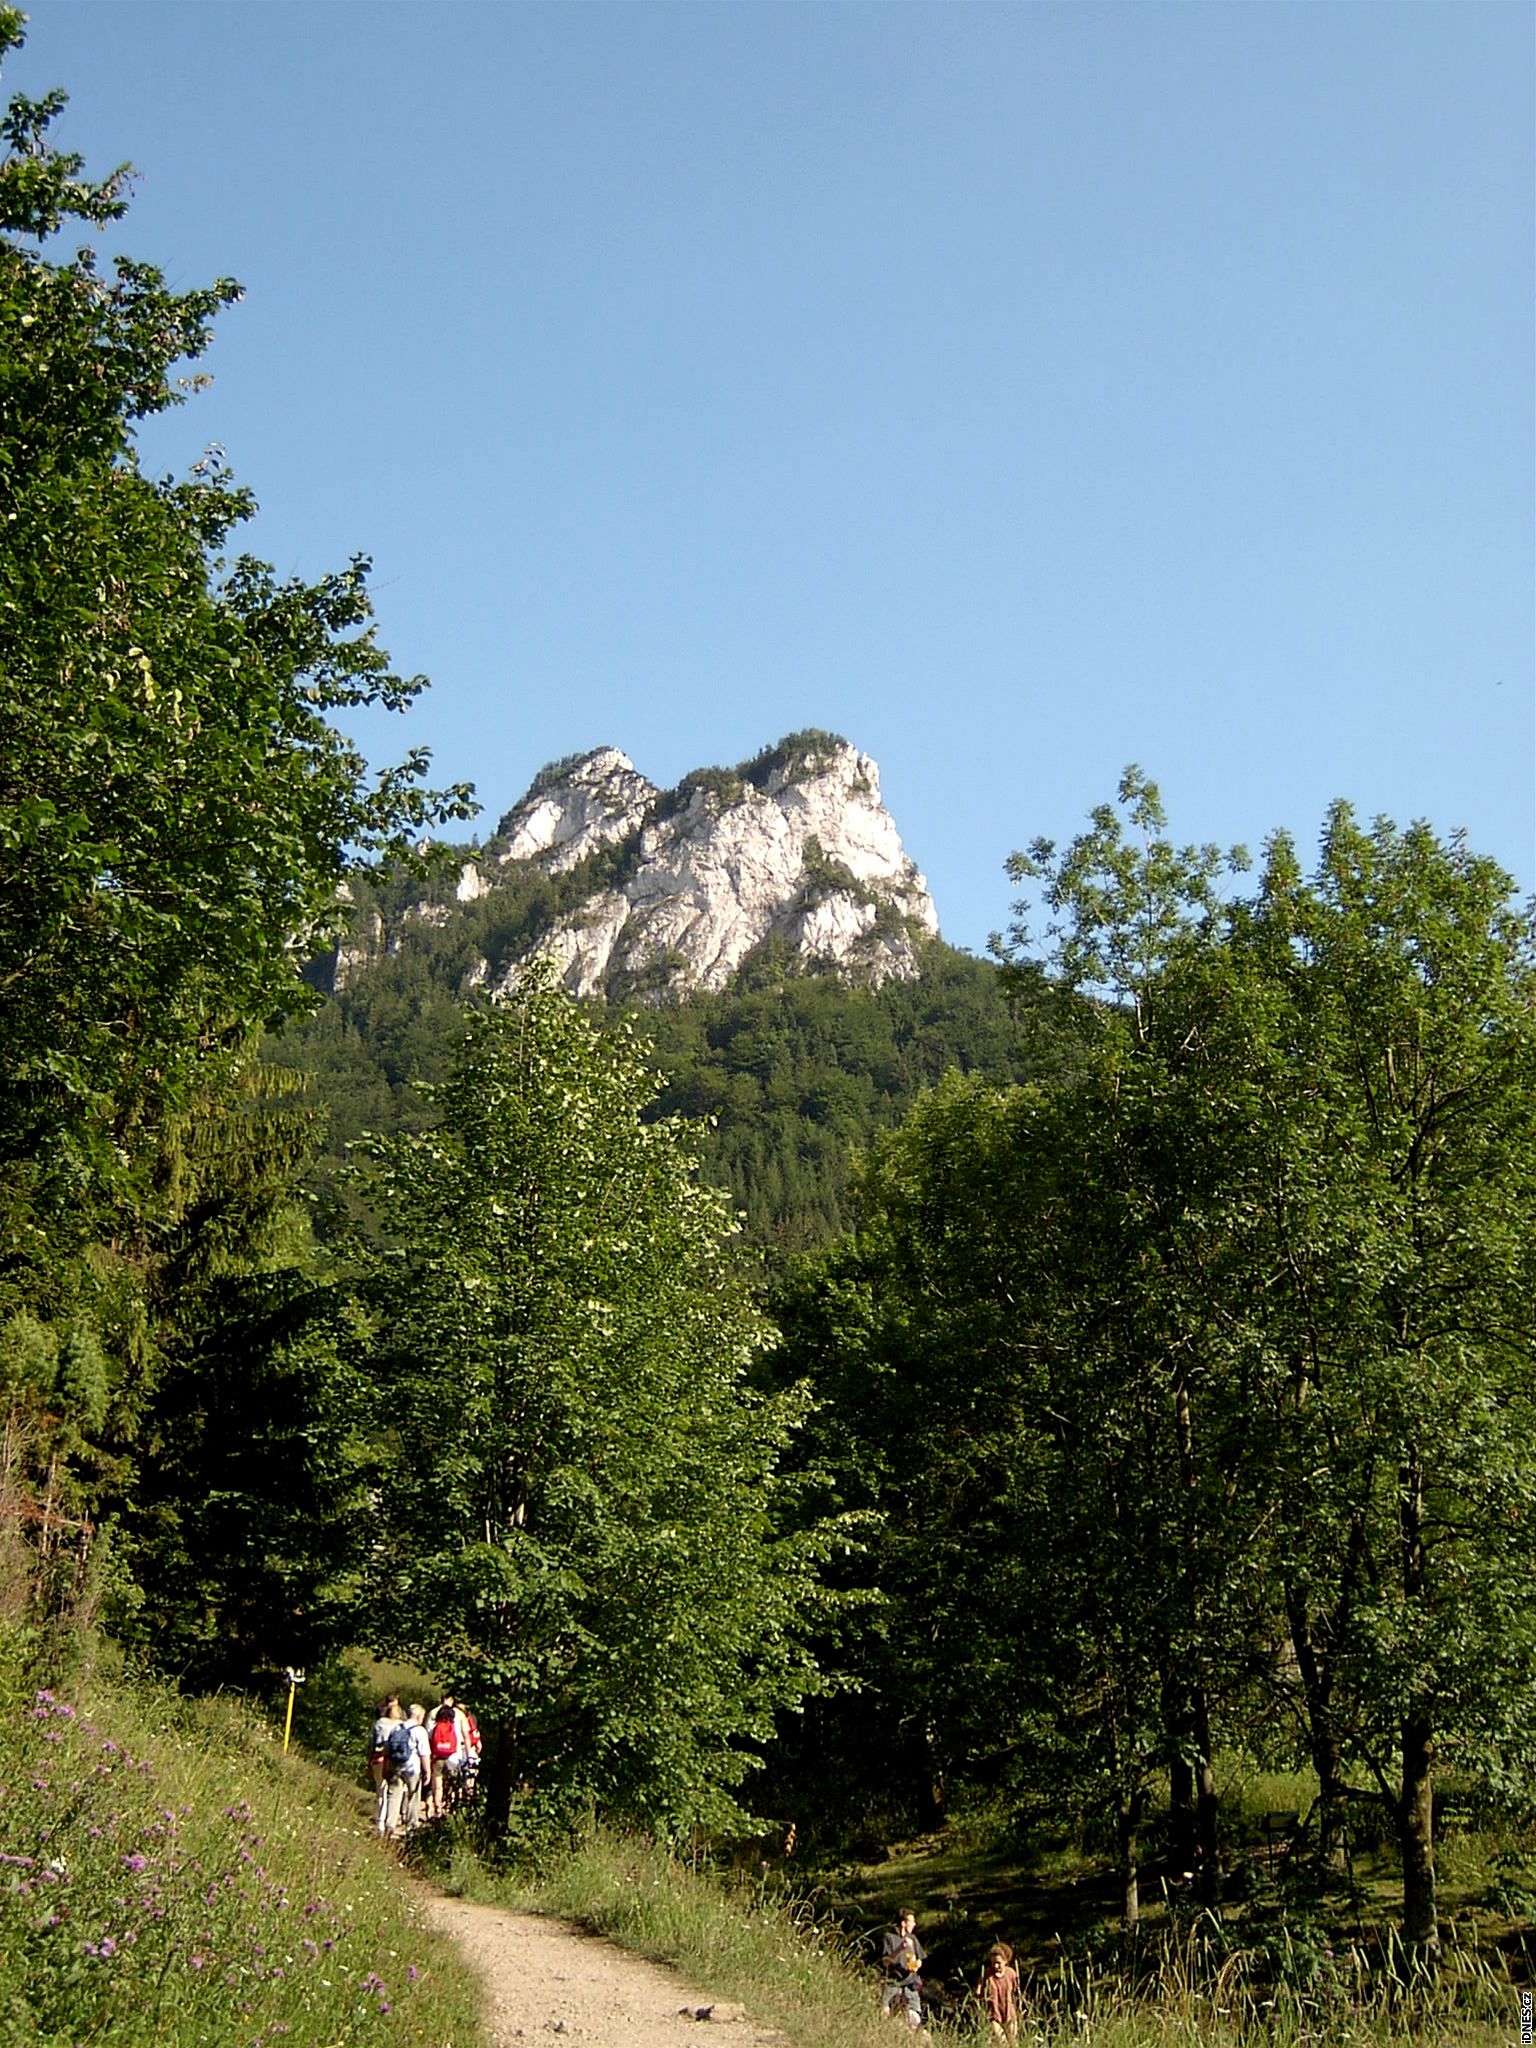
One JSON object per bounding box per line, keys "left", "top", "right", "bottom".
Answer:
{"left": 123, "top": 1853, "right": 148, "bottom": 1874}
{"left": 407, "top": 1964, "right": 419, "bottom": 1982}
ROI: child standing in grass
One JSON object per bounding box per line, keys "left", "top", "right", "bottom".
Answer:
{"left": 975, "top": 1942, "right": 1020, "bottom": 2042}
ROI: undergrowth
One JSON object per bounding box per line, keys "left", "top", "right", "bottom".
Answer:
{"left": 431, "top": 1823, "right": 1520, "bottom": 2048}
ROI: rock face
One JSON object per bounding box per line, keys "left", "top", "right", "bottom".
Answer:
{"left": 495, "top": 746, "right": 656, "bottom": 873}
{"left": 335, "top": 732, "right": 940, "bottom": 1003}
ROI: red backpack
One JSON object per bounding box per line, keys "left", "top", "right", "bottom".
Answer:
{"left": 430, "top": 1715, "right": 457, "bottom": 1759}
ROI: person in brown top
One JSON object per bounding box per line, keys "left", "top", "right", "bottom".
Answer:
{"left": 975, "top": 1941, "right": 1020, "bottom": 2041}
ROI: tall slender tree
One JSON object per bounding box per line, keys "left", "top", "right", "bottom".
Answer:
{"left": 358, "top": 976, "right": 845, "bottom": 1838}
{"left": 0, "top": 11, "right": 469, "bottom": 1637}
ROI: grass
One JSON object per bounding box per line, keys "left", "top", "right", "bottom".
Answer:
{"left": 0, "top": 1622, "right": 485, "bottom": 2048}
{"left": 440, "top": 1824, "right": 910, "bottom": 2048}
{"left": 427, "top": 1819, "right": 1524, "bottom": 2048}
{"left": 6, "top": 1617, "right": 1525, "bottom": 2048}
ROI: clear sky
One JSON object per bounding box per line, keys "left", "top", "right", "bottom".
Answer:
{"left": 15, "top": 1, "right": 1534, "bottom": 955}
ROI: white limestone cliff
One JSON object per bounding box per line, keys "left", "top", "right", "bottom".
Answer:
{"left": 494, "top": 737, "right": 938, "bottom": 1001}
{"left": 330, "top": 735, "right": 939, "bottom": 1001}
{"left": 494, "top": 747, "right": 657, "bottom": 873}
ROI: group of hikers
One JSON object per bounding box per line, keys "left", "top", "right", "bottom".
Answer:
{"left": 368, "top": 1711, "right": 1012, "bottom": 2033}
{"left": 882, "top": 1909, "right": 1024, "bottom": 2039}
{"left": 367, "top": 1692, "right": 481, "bottom": 1838}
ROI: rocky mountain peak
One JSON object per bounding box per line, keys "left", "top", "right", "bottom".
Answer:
{"left": 332, "top": 731, "right": 939, "bottom": 1003}
{"left": 493, "top": 747, "right": 657, "bottom": 873}
{"left": 496, "top": 732, "right": 938, "bottom": 1001}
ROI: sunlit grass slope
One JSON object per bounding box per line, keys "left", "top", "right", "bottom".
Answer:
{"left": 0, "top": 1627, "right": 484, "bottom": 2048}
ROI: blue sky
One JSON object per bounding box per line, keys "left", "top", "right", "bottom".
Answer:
{"left": 16, "top": 1, "right": 1534, "bottom": 955}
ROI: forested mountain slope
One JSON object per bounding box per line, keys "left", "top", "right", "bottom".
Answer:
{"left": 281, "top": 732, "right": 1083, "bottom": 1246}
{"left": 281, "top": 923, "right": 1075, "bottom": 1248}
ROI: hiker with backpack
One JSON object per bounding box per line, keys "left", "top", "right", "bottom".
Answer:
{"left": 428, "top": 1700, "right": 460, "bottom": 1817}
{"left": 368, "top": 1693, "right": 401, "bottom": 1798}
{"left": 400, "top": 1703, "right": 431, "bottom": 1831}
{"left": 460, "top": 1706, "right": 482, "bottom": 1803}
{"left": 374, "top": 1699, "right": 412, "bottom": 1837}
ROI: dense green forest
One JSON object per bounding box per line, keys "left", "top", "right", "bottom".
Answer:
{"left": 280, "top": 909, "right": 1075, "bottom": 1248}
{"left": 4, "top": 23, "right": 1534, "bottom": 2041}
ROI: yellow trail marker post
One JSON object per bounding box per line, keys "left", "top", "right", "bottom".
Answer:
{"left": 282, "top": 1667, "right": 305, "bottom": 1754}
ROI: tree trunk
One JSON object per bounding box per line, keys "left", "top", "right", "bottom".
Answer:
{"left": 1115, "top": 1785, "right": 1145, "bottom": 1931}
{"left": 1284, "top": 1580, "right": 1350, "bottom": 1871}
{"left": 1163, "top": 1670, "right": 1195, "bottom": 1879}
{"left": 1398, "top": 1453, "right": 1438, "bottom": 1963}
{"left": 481, "top": 1716, "right": 516, "bottom": 1837}
{"left": 1168, "top": 1745, "right": 1195, "bottom": 1878}
{"left": 1168, "top": 1382, "right": 1218, "bottom": 1902}
{"left": 921, "top": 1716, "right": 947, "bottom": 1827}
{"left": 1193, "top": 1689, "right": 1220, "bottom": 1906}
{"left": 1399, "top": 1709, "right": 1438, "bottom": 1962}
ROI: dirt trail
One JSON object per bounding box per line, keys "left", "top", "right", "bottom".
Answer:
{"left": 420, "top": 1892, "right": 790, "bottom": 2048}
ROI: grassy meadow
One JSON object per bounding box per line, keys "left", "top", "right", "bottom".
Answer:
{"left": 428, "top": 1793, "right": 1531, "bottom": 2048}
{"left": 0, "top": 1626, "right": 485, "bottom": 2048}
{"left": 3, "top": 1620, "right": 1531, "bottom": 2048}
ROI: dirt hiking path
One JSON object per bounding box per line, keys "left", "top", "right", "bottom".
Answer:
{"left": 421, "top": 1892, "right": 791, "bottom": 2048}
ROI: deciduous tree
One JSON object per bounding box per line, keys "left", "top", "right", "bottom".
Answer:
{"left": 358, "top": 976, "right": 843, "bottom": 1838}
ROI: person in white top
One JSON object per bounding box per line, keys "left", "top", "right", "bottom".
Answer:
{"left": 403, "top": 1704, "right": 432, "bottom": 1830}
